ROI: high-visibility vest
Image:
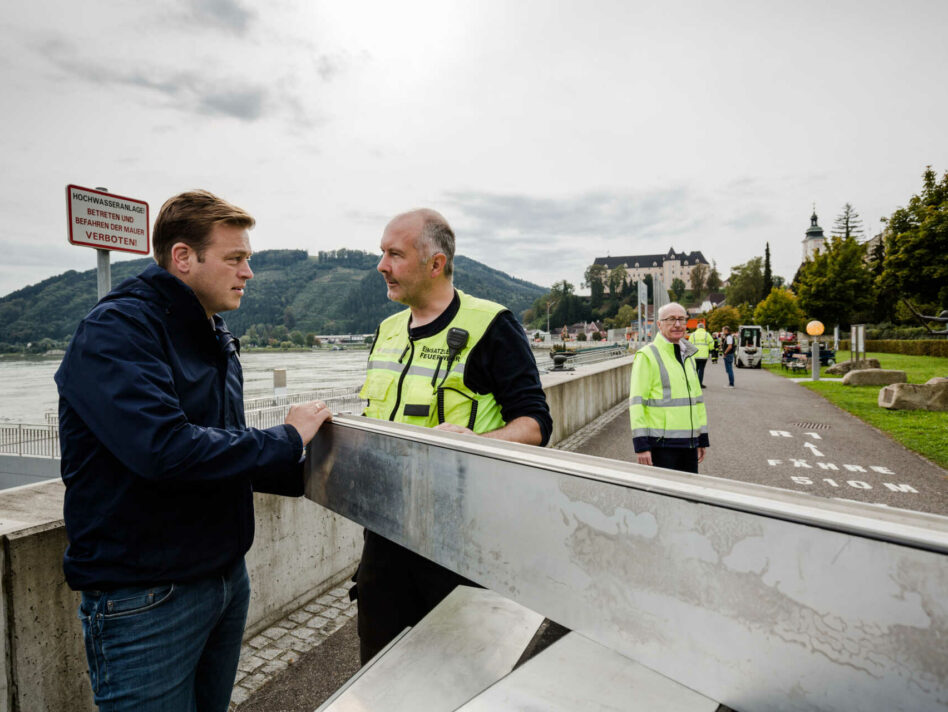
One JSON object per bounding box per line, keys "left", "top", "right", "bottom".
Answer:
{"left": 360, "top": 290, "right": 507, "bottom": 433}
{"left": 628, "top": 333, "right": 708, "bottom": 447}
{"left": 688, "top": 327, "right": 714, "bottom": 359}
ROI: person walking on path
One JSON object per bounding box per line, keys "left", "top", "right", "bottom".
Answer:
{"left": 55, "top": 190, "right": 332, "bottom": 712}
{"left": 628, "top": 302, "right": 708, "bottom": 473}
{"left": 687, "top": 322, "right": 714, "bottom": 387}
{"left": 722, "top": 325, "right": 736, "bottom": 387}
{"left": 353, "top": 208, "right": 552, "bottom": 664}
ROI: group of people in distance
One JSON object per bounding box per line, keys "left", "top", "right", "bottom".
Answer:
{"left": 56, "top": 189, "right": 711, "bottom": 710}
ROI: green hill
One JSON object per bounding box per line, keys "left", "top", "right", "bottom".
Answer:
{"left": 0, "top": 249, "right": 547, "bottom": 346}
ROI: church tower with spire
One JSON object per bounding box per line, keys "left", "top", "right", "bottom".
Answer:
{"left": 802, "top": 206, "right": 826, "bottom": 261}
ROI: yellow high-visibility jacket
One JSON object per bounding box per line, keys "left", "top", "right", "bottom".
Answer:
{"left": 360, "top": 290, "right": 507, "bottom": 433}
{"left": 629, "top": 333, "right": 708, "bottom": 453}
{"left": 688, "top": 326, "right": 714, "bottom": 360}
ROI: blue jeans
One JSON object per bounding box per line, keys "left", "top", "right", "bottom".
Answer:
{"left": 724, "top": 353, "right": 735, "bottom": 385}
{"left": 79, "top": 558, "right": 250, "bottom": 712}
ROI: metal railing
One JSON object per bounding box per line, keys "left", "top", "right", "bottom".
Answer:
{"left": 243, "top": 386, "right": 362, "bottom": 412}
{"left": 0, "top": 423, "right": 61, "bottom": 457}
{"left": 3, "top": 386, "right": 367, "bottom": 459}
{"left": 535, "top": 345, "right": 629, "bottom": 370}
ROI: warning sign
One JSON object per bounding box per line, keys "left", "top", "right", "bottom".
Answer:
{"left": 66, "top": 185, "right": 150, "bottom": 255}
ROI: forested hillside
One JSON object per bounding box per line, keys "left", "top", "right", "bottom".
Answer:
{"left": 0, "top": 249, "right": 546, "bottom": 347}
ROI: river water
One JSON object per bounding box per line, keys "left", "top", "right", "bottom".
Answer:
{"left": 0, "top": 350, "right": 370, "bottom": 424}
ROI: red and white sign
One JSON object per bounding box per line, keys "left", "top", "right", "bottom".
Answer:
{"left": 66, "top": 185, "right": 150, "bottom": 254}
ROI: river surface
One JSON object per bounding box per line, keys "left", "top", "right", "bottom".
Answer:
{"left": 0, "top": 350, "right": 370, "bottom": 424}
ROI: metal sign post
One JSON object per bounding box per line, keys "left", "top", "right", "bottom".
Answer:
{"left": 851, "top": 324, "right": 866, "bottom": 363}
{"left": 636, "top": 280, "right": 647, "bottom": 348}
{"left": 806, "top": 320, "right": 825, "bottom": 381}
{"left": 66, "top": 184, "right": 150, "bottom": 300}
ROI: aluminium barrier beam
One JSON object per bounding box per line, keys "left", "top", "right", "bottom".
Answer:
{"left": 304, "top": 416, "right": 948, "bottom": 712}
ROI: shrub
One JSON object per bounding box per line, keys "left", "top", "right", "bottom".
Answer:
{"left": 838, "top": 339, "right": 948, "bottom": 357}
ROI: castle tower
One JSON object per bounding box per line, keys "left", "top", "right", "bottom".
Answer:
{"left": 802, "top": 207, "right": 825, "bottom": 262}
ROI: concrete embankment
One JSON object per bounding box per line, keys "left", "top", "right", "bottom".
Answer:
{"left": 0, "top": 356, "right": 632, "bottom": 712}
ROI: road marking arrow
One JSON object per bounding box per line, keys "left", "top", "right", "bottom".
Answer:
{"left": 803, "top": 442, "right": 824, "bottom": 458}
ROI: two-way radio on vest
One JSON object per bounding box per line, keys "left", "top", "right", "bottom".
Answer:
{"left": 433, "top": 327, "right": 479, "bottom": 429}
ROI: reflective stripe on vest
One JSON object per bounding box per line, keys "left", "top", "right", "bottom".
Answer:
{"left": 360, "top": 290, "right": 507, "bottom": 434}
{"left": 689, "top": 328, "right": 712, "bottom": 359}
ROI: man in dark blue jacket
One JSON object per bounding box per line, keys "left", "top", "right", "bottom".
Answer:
{"left": 55, "top": 190, "right": 331, "bottom": 712}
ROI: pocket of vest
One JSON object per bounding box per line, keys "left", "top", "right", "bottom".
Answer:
{"left": 360, "top": 371, "right": 395, "bottom": 401}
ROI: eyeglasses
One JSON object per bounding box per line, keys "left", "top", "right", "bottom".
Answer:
{"left": 660, "top": 317, "right": 688, "bottom": 324}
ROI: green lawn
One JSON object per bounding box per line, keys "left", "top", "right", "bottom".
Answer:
{"left": 764, "top": 351, "right": 948, "bottom": 468}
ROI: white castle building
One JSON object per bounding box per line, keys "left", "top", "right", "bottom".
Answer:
{"left": 593, "top": 247, "right": 709, "bottom": 293}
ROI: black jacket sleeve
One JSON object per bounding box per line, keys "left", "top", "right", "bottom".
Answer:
{"left": 463, "top": 311, "right": 553, "bottom": 446}
{"left": 56, "top": 306, "right": 303, "bottom": 484}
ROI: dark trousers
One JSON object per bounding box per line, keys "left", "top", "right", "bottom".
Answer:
{"left": 651, "top": 447, "right": 699, "bottom": 474}
{"left": 355, "top": 530, "right": 479, "bottom": 664}
{"left": 695, "top": 358, "right": 708, "bottom": 386}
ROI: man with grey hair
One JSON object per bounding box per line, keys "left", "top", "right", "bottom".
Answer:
{"left": 352, "top": 208, "right": 553, "bottom": 663}
{"left": 629, "top": 301, "right": 708, "bottom": 473}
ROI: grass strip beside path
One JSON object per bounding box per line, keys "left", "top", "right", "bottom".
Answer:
{"left": 763, "top": 351, "right": 948, "bottom": 469}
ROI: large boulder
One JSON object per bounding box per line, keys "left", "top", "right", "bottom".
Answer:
{"left": 825, "top": 358, "right": 881, "bottom": 376}
{"left": 879, "top": 379, "right": 948, "bottom": 411}
{"left": 842, "top": 369, "right": 907, "bottom": 386}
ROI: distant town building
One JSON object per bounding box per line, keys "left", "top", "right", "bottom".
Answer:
{"left": 593, "top": 247, "right": 709, "bottom": 293}
{"left": 699, "top": 292, "right": 726, "bottom": 313}
{"left": 564, "top": 321, "right": 605, "bottom": 339}
{"left": 802, "top": 208, "right": 826, "bottom": 262}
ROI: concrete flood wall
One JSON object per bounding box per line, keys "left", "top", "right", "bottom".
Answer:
{"left": 0, "top": 358, "right": 632, "bottom": 711}
{"left": 544, "top": 355, "right": 634, "bottom": 446}
{"left": 0, "top": 479, "right": 362, "bottom": 712}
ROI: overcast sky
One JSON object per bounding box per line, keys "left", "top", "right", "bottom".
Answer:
{"left": 1, "top": 0, "right": 946, "bottom": 300}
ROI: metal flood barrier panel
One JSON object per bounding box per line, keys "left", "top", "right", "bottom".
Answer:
{"left": 304, "top": 416, "right": 948, "bottom": 712}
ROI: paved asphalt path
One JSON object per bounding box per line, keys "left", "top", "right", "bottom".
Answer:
{"left": 574, "top": 358, "right": 948, "bottom": 515}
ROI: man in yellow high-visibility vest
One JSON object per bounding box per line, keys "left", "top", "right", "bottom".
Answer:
{"left": 353, "top": 208, "right": 552, "bottom": 663}
{"left": 629, "top": 302, "right": 709, "bottom": 473}
{"left": 688, "top": 321, "right": 714, "bottom": 387}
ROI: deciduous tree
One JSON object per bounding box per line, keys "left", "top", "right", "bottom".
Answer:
{"left": 605, "top": 303, "right": 637, "bottom": 329}
{"left": 584, "top": 264, "right": 607, "bottom": 309}
{"left": 706, "top": 261, "right": 722, "bottom": 293}
{"left": 707, "top": 305, "right": 740, "bottom": 333}
{"left": 879, "top": 166, "right": 948, "bottom": 313}
{"left": 607, "top": 265, "right": 627, "bottom": 296}
{"left": 795, "top": 235, "right": 873, "bottom": 326}
{"left": 689, "top": 263, "right": 709, "bottom": 295}
{"left": 726, "top": 257, "right": 764, "bottom": 307}
{"left": 753, "top": 288, "right": 805, "bottom": 331}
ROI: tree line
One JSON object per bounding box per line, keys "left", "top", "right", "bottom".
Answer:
{"left": 753, "top": 167, "right": 946, "bottom": 334}
{"left": 519, "top": 166, "right": 947, "bottom": 337}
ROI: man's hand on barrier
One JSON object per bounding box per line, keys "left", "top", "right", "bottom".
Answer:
{"left": 434, "top": 422, "right": 474, "bottom": 436}
{"left": 285, "top": 401, "right": 332, "bottom": 445}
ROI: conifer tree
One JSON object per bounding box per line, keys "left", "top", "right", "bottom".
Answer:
{"left": 832, "top": 203, "right": 864, "bottom": 239}
{"left": 763, "top": 242, "right": 773, "bottom": 296}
